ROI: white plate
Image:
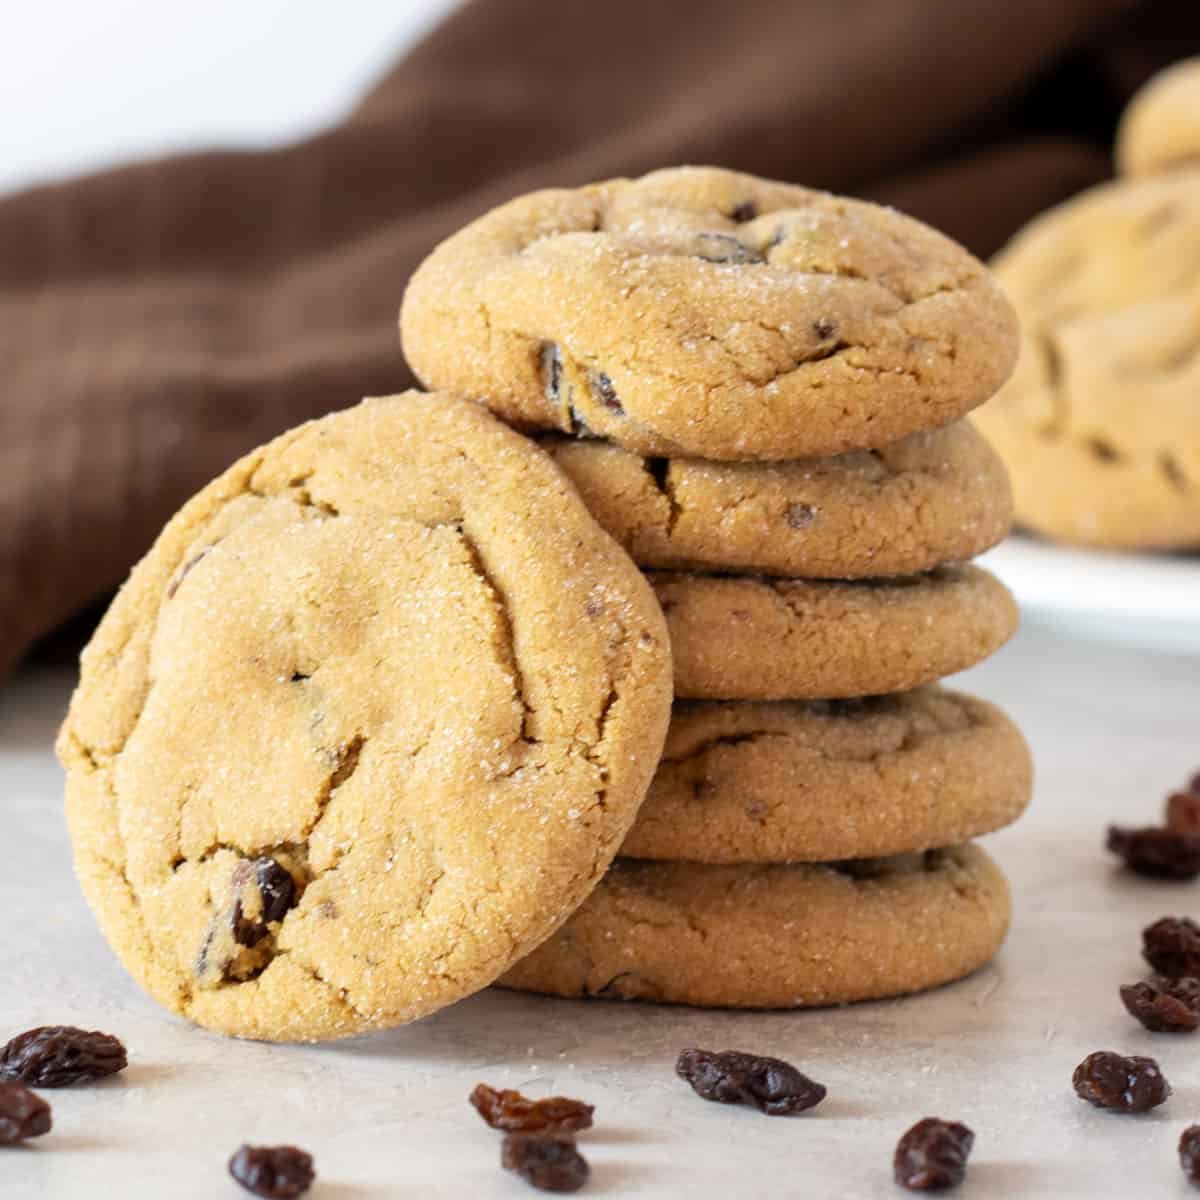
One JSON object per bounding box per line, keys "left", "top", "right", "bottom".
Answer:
{"left": 979, "top": 535, "right": 1200, "bottom": 654}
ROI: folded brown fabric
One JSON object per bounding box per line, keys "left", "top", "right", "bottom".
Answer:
{"left": 3, "top": 0, "right": 1198, "bottom": 678}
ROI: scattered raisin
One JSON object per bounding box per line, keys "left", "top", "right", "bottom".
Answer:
{"left": 540, "top": 342, "right": 562, "bottom": 402}
{"left": 233, "top": 858, "right": 297, "bottom": 947}
{"left": 1121, "top": 977, "right": 1200, "bottom": 1032}
{"left": 893, "top": 1117, "right": 974, "bottom": 1191}
{"left": 813, "top": 318, "right": 837, "bottom": 339}
{"left": 0, "top": 1027, "right": 127, "bottom": 1087}
{"left": 470, "top": 1084, "right": 594, "bottom": 1135}
{"left": 693, "top": 232, "right": 766, "bottom": 265}
{"left": 0, "top": 1082, "right": 51, "bottom": 1145}
{"left": 588, "top": 370, "right": 623, "bottom": 414}
{"left": 730, "top": 200, "right": 758, "bottom": 222}
{"left": 675, "top": 1048, "right": 825, "bottom": 1115}
{"left": 1072, "top": 1051, "right": 1170, "bottom": 1112}
{"left": 501, "top": 1134, "right": 589, "bottom": 1193}
{"left": 1143, "top": 917, "right": 1200, "bottom": 978}
{"left": 1168, "top": 790, "right": 1200, "bottom": 835}
{"left": 228, "top": 1145, "right": 315, "bottom": 1198}
{"left": 784, "top": 503, "right": 817, "bottom": 530}
{"left": 1106, "top": 825, "right": 1200, "bottom": 880}
{"left": 1181, "top": 1125, "right": 1200, "bottom": 1186}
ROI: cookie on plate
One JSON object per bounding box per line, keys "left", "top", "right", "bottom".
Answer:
{"left": 57, "top": 393, "right": 672, "bottom": 1041}
{"left": 652, "top": 566, "right": 1017, "bottom": 701}
{"left": 1117, "top": 58, "right": 1200, "bottom": 177}
{"left": 401, "top": 166, "right": 1018, "bottom": 461}
{"left": 622, "top": 689, "right": 1031, "bottom": 862}
{"left": 542, "top": 421, "right": 1012, "bottom": 579}
{"left": 975, "top": 169, "right": 1200, "bottom": 549}
{"left": 501, "top": 845, "right": 1009, "bottom": 1008}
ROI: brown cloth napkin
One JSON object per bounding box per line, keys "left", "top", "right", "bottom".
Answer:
{"left": 3, "top": 0, "right": 1199, "bottom": 679}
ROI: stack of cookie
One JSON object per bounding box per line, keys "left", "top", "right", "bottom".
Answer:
{"left": 403, "top": 166, "right": 1033, "bottom": 1009}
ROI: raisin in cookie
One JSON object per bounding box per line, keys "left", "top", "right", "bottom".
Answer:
{"left": 622, "top": 689, "right": 1031, "bottom": 863}
{"left": 1117, "top": 58, "right": 1200, "bottom": 178}
{"left": 57, "top": 393, "right": 672, "bottom": 1041}
{"left": 501, "top": 845, "right": 1009, "bottom": 1008}
{"left": 652, "top": 566, "right": 1016, "bottom": 701}
{"left": 975, "top": 169, "right": 1200, "bottom": 549}
{"left": 401, "top": 166, "right": 1018, "bottom": 461}
{"left": 541, "top": 421, "right": 1012, "bottom": 579}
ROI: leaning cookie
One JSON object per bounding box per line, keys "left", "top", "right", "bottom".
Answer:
{"left": 57, "top": 393, "right": 672, "bottom": 1042}
{"left": 402, "top": 166, "right": 1018, "bottom": 461}
{"left": 653, "top": 566, "right": 1016, "bottom": 701}
{"left": 500, "top": 845, "right": 1010, "bottom": 1008}
{"left": 1117, "top": 58, "right": 1200, "bottom": 177}
{"left": 542, "top": 422, "right": 1012, "bottom": 579}
{"left": 975, "top": 169, "right": 1200, "bottom": 549}
{"left": 622, "top": 689, "right": 1031, "bottom": 863}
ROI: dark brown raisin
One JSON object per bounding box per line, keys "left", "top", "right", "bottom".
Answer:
{"left": 675, "top": 1048, "right": 825, "bottom": 1115}
{"left": 0, "top": 1027, "right": 127, "bottom": 1087}
{"left": 813, "top": 318, "right": 837, "bottom": 339}
{"left": 233, "top": 858, "right": 297, "bottom": 947}
{"left": 784, "top": 503, "right": 817, "bottom": 530}
{"left": 469, "top": 1084, "right": 594, "bottom": 1134}
{"left": 1106, "top": 825, "right": 1200, "bottom": 879}
{"left": 0, "top": 1082, "right": 51, "bottom": 1144}
{"left": 501, "top": 1134, "right": 589, "bottom": 1193}
{"left": 1121, "top": 977, "right": 1200, "bottom": 1032}
{"left": 1168, "top": 790, "right": 1200, "bottom": 835}
{"left": 730, "top": 200, "right": 757, "bottom": 222}
{"left": 694, "top": 232, "right": 766, "bottom": 265}
{"left": 893, "top": 1117, "right": 974, "bottom": 1191}
{"left": 540, "top": 342, "right": 562, "bottom": 402}
{"left": 228, "top": 1144, "right": 315, "bottom": 1198}
{"left": 1144, "top": 917, "right": 1200, "bottom": 978}
{"left": 587, "top": 370, "right": 623, "bottom": 414}
{"left": 1181, "top": 1125, "right": 1200, "bottom": 1185}
{"left": 1072, "top": 1051, "right": 1170, "bottom": 1112}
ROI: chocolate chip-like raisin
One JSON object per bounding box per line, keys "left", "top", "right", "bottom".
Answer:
{"left": 675, "top": 1048, "right": 825, "bottom": 1115}
{"left": 0, "top": 1026, "right": 127, "bottom": 1087}
{"left": 587, "top": 370, "right": 623, "bottom": 414}
{"left": 1181, "top": 1125, "right": 1200, "bottom": 1186}
{"left": 1072, "top": 1051, "right": 1170, "bottom": 1112}
{"left": 893, "top": 1117, "right": 974, "bottom": 1191}
{"left": 1106, "top": 825, "right": 1200, "bottom": 879}
{"left": 730, "top": 200, "right": 757, "bottom": 222}
{"left": 813, "top": 318, "right": 837, "bottom": 340}
{"left": 1168, "top": 790, "right": 1200, "bottom": 835}
{"left": 228, "top": 1144, "right": 315, "bottom": 1198}
{"left": 1144, "top": 917, "right": 1200, "bottom": 978}
{"left": 540, "top": 342, "right": 562, "bottom": 402}
{"left": 1121, "top": 977, "right": 1200, "bottom": 1032}
{"left": 694, "top": 232, "right": 766, "bottom": 265}
{"left": 232, "top": 858, "right": 297, "bottom": 948}
{"left": 470, "top": 1084, "right": 593, "bottom": 1135}
{"left": 784, "top": 503, "right": 817, "bottom": 530}
{"left": 501, "top": 1134, "right": 589, "bottom": 1193}
{"left": 0, "top": 1082, "right": 51, "bottom": 1144}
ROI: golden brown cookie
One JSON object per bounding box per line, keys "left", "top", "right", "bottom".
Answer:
{"left": 57, "top": 393, "right": 672, "bottom": 1042}
{"left": 541, "top": 421, "right": 1012, "bottom": 579}
{"left": 652, "top": 565, "right": 1016, "bottom": 701}
{"left": 1117, "top": 58, "right": 1200, "bottom": 177}
{"left": 975, "top": 169, "right": 1200, "bottom": 549}
{"left": 500, "top": 844, "right": 1009, "bottom": 1008}
{"left": 622, "top": 689, "right": 1031, "bottom": 862}
{"left": 401, "top": 166, "right": 1019, "bottom": 461}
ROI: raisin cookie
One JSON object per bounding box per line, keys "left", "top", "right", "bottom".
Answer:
{"left": 622, "top": 689, "right": 1031, "bottom": 863}
{"left": 57, "top": 393, "right": 672, "bottom": 1041}
{"left": 401, "top": 166, "right": 1019, "bottom": 461}
{"left": 541, "top": 421, "right": 1012, "bottom": 579}
{"left": 501, "top": 845, "right": 1009, "bottom": 1008}
{"left": 652, "top": 566, "right": 1016, "bottom": 701}
{"left": 975, "top": 169, "right": 1200, "bottom": 549}
{"left": 1117, "top": 58, "right": 1200, "bottom": 177}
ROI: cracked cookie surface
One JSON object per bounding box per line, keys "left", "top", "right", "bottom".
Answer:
{"left": 622, "top": 688, "right": 1031, "bottom": 863}
{"left": 652, "top": 566, "right": 1016, "bottom": 701}
{"left": 541, "top": 421, "right": 1011, "bottom": 578}
{"left": 57, "top": 393, "right": 672, "bottom": 1041}
{"left": 500, "top": 844, "right": 1009, "bottom": 1008}
{"left": 1117, "top": 59, "right": 1200, "bottom": 178}
{"left": 400, "top": 166, "right": 1018, "bottom": 461}
{"left": 975, "top": 169, "right": 1200, "bottom": 549}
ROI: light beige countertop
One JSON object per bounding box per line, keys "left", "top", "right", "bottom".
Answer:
{"left": 2, "top": 620, "right": 1197, "bottom": 1197}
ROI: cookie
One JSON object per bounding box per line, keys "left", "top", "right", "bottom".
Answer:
{"left": 56, "top": 393, "right": 673, "bottom": 1042}
{"left": 500, "top": 844, "right": 1009, "bottom": 1008}
{"left": 541, "top": 421, "right": 1012, "bottom": 579}
{"left": 975, "top": 169, "right": 1200, "bottom": 549}
{"left": 652, "top": 565, "right": 1016, "bottom": 701}
{"left": 401, "top": 166, "right": 1019, "bottom": 461}
{"left": 622, "top": 689, "right": 1031, "bottom": 863}
{"left": 1117, "top": 58, "right": 1200, "bottom": 177}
